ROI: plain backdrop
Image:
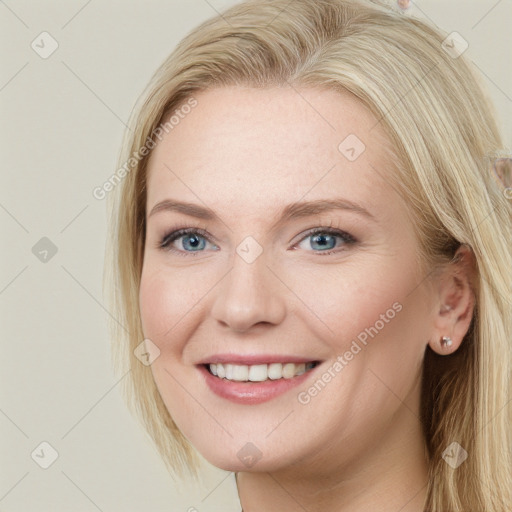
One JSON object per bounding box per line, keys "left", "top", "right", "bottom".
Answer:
{"left": 1, "top": 1, "right": 510, "bottom": 511}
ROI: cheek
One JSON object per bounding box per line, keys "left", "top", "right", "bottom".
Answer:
{"left": 139, "top": 262, "right": 207, "bottom": 344}
{"left": 290, "top": 260, "right": 428, "bottom": 430}
{"left": 287, "top": 253, "right": 429, "bottom": 381}
{"left": 139, "top": 270, "right": 174, "bottom": 342}
{"left": 138, "top": 264, "right": 203, "bottom": 430}
{"left": 285, "top": 257, "right": 409, "bottom": 344}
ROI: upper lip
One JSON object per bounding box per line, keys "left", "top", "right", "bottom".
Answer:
{"left": 197, "top": 354, "right": 321, "bottom": 365}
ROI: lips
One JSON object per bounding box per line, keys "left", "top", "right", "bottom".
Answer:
{"left": 194, "top": 352, "right": 324, "bottom": 404}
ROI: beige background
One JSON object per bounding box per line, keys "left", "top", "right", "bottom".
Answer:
{"left": 1, "top": 1, "right": 510, "bottom": 511}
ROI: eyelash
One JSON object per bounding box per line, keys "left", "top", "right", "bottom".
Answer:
{"left": 156, "top": 224, "right": 357, "bottom": 257}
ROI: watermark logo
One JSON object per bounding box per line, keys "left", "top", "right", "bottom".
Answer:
{"left": 134, "top": 338, "right": 161, "bottom": 366}
{"left": 32, "top": 237, "right": 58, "bottom": 263}
{"left": 441, "top": 32, "right": 469, "bottom": 59}
{"left": 338, "top": 134, "right": 366, "bottom": 162}
{"left": 236, "top": 236, "right": 263, "bottom": 264}
{"left": 31, "top": 31, "right": 59, "bottom": 59}
{"left": 237, "top": 442, "right": 262, "bottom": 468}
{"left": 31, "top": 441, "right": 59, "bottom": 469}
{"left": 442, "top": 442, "right": 468, "bottom": 469}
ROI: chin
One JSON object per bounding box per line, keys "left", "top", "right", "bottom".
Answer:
{"left": 195, "top": 439, "right": 295, "bottom": 473}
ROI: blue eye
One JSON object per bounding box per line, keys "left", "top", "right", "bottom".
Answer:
{"left": 296, "top": 228, "right": 356, "bottom": 254}
{"left": 158, "top": 227, "right": 356, "bottom": 256}
{"left": 159, "top": 228, "right": 216, "bottom": 255}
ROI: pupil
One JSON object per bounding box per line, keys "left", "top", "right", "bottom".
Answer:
{"left": 184, "top": 234, "right": 204, "bottom": 251}
{"left": 312, "top": 234, "right": 334, "bottom": 250}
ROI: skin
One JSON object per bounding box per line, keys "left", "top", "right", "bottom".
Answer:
{"left": 139, "top": 86, "right": 476, "bottom": 512}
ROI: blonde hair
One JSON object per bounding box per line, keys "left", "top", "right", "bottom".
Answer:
{"left": 104, "top": 0, "right": 512, "bottom": 509}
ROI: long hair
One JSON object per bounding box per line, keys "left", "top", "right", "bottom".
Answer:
{"left": 104, "top": 1, "right": 512, "bottom": 509}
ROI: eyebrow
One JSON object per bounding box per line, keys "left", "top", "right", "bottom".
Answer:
{"left": 148, "top": 198, "right": 376, "bottom": 225}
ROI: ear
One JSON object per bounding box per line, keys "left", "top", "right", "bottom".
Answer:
{"left": 428, "top": 244, "right": 477, "bottom": 355}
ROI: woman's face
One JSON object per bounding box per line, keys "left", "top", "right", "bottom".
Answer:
{"left": 139, "top": 86, "right": 436, "bottom": 476}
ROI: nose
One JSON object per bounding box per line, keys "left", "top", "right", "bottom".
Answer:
{"left": 210, "top": 251, "right": 287, "bottom": 333}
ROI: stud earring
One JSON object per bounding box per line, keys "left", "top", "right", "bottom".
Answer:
{"left": 441, "top": 336, "right": 453, "bottom": 348}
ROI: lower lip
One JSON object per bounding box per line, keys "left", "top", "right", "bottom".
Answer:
{"left": 198, "top": 364, "right": 320, "bottom": 405}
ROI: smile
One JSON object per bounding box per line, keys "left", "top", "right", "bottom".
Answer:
{"left": 198, "top": 360, "right": 323, "bottom": 405}
{"left": 207, "top": 361, "right": 319, "bottom": 382}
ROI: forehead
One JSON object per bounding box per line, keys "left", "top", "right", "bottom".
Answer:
{"left": 145, "top": 86, "right": 399, "bottom": 222}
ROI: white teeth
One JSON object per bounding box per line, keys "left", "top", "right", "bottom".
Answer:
{"left": 232, "top": 365, "right": 249, "bottom": 381}
{"left": 207, "top": 361, "right": 315, "bottom": 382}
{"left": 267, "top": 363, "right": 283, "bottom": 380}
{"left": 282, "top": 363, "right": 296, "bottom": 379}
{"left": 248, "top": 364, "right": 268, "bottom": 382}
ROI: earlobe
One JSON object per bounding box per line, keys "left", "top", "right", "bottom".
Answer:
{"left": 428, "top": 245, "right": 477, "bottom": 355}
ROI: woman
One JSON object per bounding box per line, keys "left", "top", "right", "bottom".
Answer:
{"left": 104, "top": 0, "right": 512, "bottom": 510}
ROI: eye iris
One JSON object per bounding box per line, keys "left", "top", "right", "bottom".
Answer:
{"left": 311, "top": 233, "right": 336, "bottom": 251}
{"left": 183, "top": 234, "right": 205, "bottom": 251}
